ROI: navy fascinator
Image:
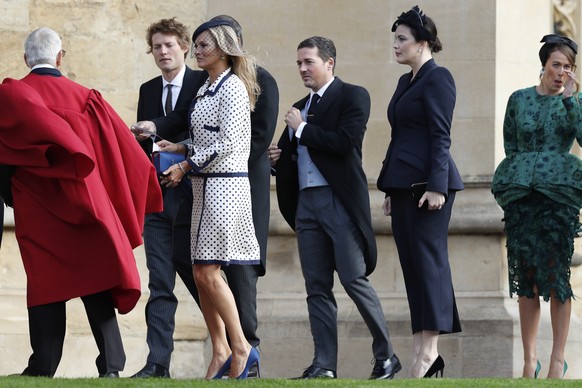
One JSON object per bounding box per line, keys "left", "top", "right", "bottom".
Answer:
{"left": 391, "top": 5, "right": 432, "bottom": 42}
{"left": 192, "top": 19, "right": 234, "bottom": 42}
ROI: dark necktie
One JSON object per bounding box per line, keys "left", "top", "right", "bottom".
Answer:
{"left": 293, "top": 94, "right": 320, "bottom": 151}
{"left": 307, "top": 93, "right": 320, "bottom": 121}
{"left": 165, "top": 84, "right": 173, "bottom": 115}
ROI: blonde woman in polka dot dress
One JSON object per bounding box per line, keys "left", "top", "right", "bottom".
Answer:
{"left": 156, "top": 20, "right": 261, "bottom": 379}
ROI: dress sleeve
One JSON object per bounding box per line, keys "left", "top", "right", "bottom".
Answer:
{"left": 503, "top": 93, "right": 519, "bottom": 156}
{"left": 561, "top": 93, "right": 582, "bottom": 146}
{"left": 423, "top": 67, "right": 455, "bottom": 194}
{"left": 187, "top": 78, "right": 250, "bottom": 172}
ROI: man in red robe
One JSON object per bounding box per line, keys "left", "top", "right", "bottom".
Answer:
{"left": 0, "top": 27, "right": 162, "bottom": 378}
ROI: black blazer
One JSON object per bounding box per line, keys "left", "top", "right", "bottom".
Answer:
{"left": 377, "top": 59, "right": 463, "bottom": 195}
{"left": 274, "top": 77, "right": 377, "bottom": 275}
{"left": 137, "top": 66, "right": 206, "bottom": 154}
{"left": 246, "top": 67, "right": 279, "bottom": 275}
{"left": 152, "top": 66, "right": 279, "bottom": 275}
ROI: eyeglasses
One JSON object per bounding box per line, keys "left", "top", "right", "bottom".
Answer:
{"left": 61, "top": 50, "right": 66, "bottom": 57}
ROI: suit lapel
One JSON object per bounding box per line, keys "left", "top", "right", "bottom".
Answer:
{"left": 389, "top": 59, "right": 438, "bottom": 125}
{"left": 394, "top": 59, "right": 437, "bottom": 101}
{"left": 175, "top": 68, "right": 194, "bottom": 108}
{"left": 293, "top": 94, "right": 310, "bottom": 110}
{"left": 154, "top": 79, "right": 165, "bottom": 116}
{"left": 305, "top": 77, "right": 342, "bottom": 125}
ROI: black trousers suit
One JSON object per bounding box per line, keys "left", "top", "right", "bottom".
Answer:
{"left": 377, "top": 59, "right": 463, "bottom": 335}
{"left": 23, "top": 291, "right": 124, "bottom": 377}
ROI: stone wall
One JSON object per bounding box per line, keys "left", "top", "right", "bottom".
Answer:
{"left": 1, "top": 0, "right": 582, "bottom": 379}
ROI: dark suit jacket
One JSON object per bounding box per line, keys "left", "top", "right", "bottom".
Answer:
{"left": 246, "top": 67, "right": 279, "bottom": 275}
{"left": 137, "top": 66, "right": 206, "bottom": 153}
{"left": 274, "top": 77, "right": 377, "bottom": 276}
{"left": 377, "top": 59, "right": 463, "bottom": 195}
{"left": 152, "top": 67, "right": 278, "bottom": 275}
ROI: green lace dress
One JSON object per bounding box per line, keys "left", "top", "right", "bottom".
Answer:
{"left": 492, "top": 86, "right": 582, "bottom": 303}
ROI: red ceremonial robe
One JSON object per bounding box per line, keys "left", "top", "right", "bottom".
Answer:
{"left": 0, "top": 77, "right": 163, "bottom": 314}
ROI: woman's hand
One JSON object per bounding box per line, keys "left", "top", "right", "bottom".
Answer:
{"left": 419, "top": 191, "right": 445, "bottom": 210}
{"left": 157, "top": 141, "right": 186, "bottom": 154}
{"left": 159, "top": 162, "right": 188, "bottom": 188}
{"left": 382, "top": 197, "right": 391, "bottom": 216}
{"left": 563, "top": 70, "right": 577, "bottom": 98}
{"left": 267, "top": 143, "right": 281, "bottom": 166}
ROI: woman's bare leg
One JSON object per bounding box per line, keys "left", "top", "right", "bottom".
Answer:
{"left": 547, "top": 292, "right": 570, "bottom": 379}
{"left": 194, "top": 264, "right": 251, "bottom": 378}
{"left": 518, "top": 295, "right": 540, "bottom": 378}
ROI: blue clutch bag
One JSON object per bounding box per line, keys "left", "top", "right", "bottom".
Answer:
{"left": 152, "top": 151, "right": 186, "bottom": 176}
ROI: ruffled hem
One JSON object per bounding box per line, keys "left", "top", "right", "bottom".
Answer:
{"left": 504, "top": 192, "right": 579, "bottom": 303}
{"left": 492, "top": 151, "right": 582, "bottom": 209}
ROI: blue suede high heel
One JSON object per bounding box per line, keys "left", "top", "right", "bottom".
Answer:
{"left": 212, "top": 355, "right": 232, "bottom": 379}
{"left": 534, "top": 360, "right": 541, "bottom": 379}
{"left": 236, "top": 347, "right": 260, "bottom": 379}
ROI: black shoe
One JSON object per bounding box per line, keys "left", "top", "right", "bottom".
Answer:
{"left": 293, "top": 365, "right": 337, "bottom": 379}
{"left": 130, "top": 362, "right": 171, "bottom": 378}
{"left": 423, "top": 355, "right": 444, "bottom": 378}
{"left": 20, "top": 368, "right": 52, "bottom": 377}
{"left": 369, "top": 354, "right": 402, "bottom": 380}
{"left": 99, "top": 372, "right": 119, "bottom": 378}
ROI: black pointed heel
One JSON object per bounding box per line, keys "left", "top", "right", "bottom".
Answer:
{"left": 423, "top": 355, "right": 445, "bottom": 378}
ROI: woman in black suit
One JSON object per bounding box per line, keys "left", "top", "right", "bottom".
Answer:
{"left": 377, "top": 6, "right": 463, "bottom": 378}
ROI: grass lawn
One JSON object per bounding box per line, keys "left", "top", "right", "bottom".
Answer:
{"left": 0, "top": 377, "right": 579, "bottom": 387}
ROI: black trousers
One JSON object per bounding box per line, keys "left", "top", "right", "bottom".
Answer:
{"left": 22, "top": 291, "right": 125, "bottom": 377}
{"left": 295, "top": 187, "right": 393, "bottom": 370}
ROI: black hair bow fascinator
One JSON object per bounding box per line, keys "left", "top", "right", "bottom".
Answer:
{"left": 539, "top": 34, "right": 578, "bottom": 65}
{"left": 391, "top": 5, "right": 432, "bottom": 41}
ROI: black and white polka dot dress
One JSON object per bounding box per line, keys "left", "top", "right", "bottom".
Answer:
{"left": 185, "top": 68, "right": 260, "bottom": 266}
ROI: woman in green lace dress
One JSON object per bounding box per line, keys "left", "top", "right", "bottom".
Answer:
{"left": 492, "top": 35, "right": 582, "bottom": 379}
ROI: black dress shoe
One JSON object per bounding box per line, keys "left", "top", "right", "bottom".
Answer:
{"left": 99, "top": 372, "right": 119, "bottom": 378}
{"left": 130, "top": 362, "right": 171, "bottom": 378}
{"left": 369, "top": 353, "right": 402, "bottom": 380}
{"left": 293, "top": 365, "right": 337, "bottom": 379}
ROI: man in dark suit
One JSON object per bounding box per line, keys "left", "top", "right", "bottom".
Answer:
{"left": 271, "top": 36, "right": 400, "bottom": 380}
{"left": 130, "top": 18, "right": 206, "bottom": 379}
{"left": 132, "top": 15, "right": 279, "bottom": 376}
